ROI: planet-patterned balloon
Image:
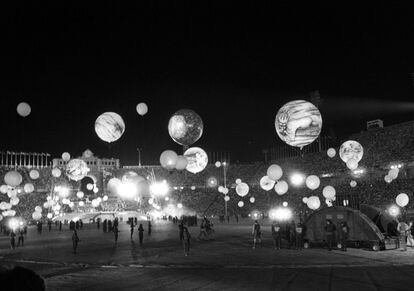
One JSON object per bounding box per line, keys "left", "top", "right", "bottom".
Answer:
{"left": 339, "top": 140, "right": 363, "bottom": 163}
{"left": 275, "top": 100, "right": 322, "bottom": 148}
{"left": 66, "top": 159, "right": 90, "bottom": 181}
{"left": 184, "top": 147, "right": 208, "bottom": 174}
{"left": 95, "top": 112, "right": 125, "bottom": 143}
{"left": 168, "top": 109, "right": 203, "bottom": 146}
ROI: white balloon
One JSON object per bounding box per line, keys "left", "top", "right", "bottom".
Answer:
{"left": 305, "top": 175, "right": 320, "bottom": 190}
{"left": 302, "top": 197, "right": 308, "bottom": 203}
{"left": 66, "top": 159, "right": 90, "bottom": 181}
{"left": 307, "top": 196, "right": 321, "bottom": 210}
{"left": 339, "top": 140, "right": 363, "bottom": 163}
{"left": 136, "top": 102, "right": 148, "bottom": 116}
{"left": 238, "top": 201, "right": 244, "bottom": 208}
{"left": 224, "top": 195, "right": 230, "bottom": 202}
{"left": 24, "top": 183, "right": 34, "bottom": 193}
{"left": 47, "top": 213, "right": 53, "bottom": 219}
{"left": 79, "top": 201, "right": 85, "bottom": 206}
{"left": 62, "top": 152, "right": 71, "bottom": 162}
{"left": 4, "top": 171, "right": 23, "bottom": 187}
{"left": 222, "top": 187, "right": 229, "bottom": 195}
{"left": 235, "top": 179, "right": 242, "bottom": 185}
{"left": 267, "top": 164, "right": 283, "bottom": 181}
{"left": 215, "top": 161, "right": 221, "bottom": 168}
{"left": 274, "top": 180, "right": 288, "bottom": 195}
{"left": 17, "top": 102, "right": 31, "bottom": 117}
{"left": 322, "top": 186, "right": 336, "bottom": 199}
{"left": 160, "top": 150, "right": 178, "bottom": 170}
{"left": 236, "top": 183, "right": 249, "bottom": 197}
{"left": 175, "top": 155, "right": 188, "bottom": 171}
{"left": 32, "top": 212, "right": 42, "bottom": 220}
{"left": 350, "top": 180, "right": 357, "bottom": 188}
{"left": 396, "top": 193, "right": 409, "bottom": 207}
{"left": 250, "top": 197, "right": 255, "bottom": 203}
{"left": 35, "top": 206, "right": 42, "bottom": 212}
{"left": 325, "top": 198, "right": 333, "bottom": 207}
{"left": 184, "top": 147, "right": 208, "bottom": 174}
{"left": 29, "top": 170, "right": 40, "bottom": 180}
{"left": 218, "top": 186, "right": 224, "bottom": 193}
{"left": 327, "top": 148, "right": 336, "bottom": 158}
{"left": 0, "top": 185, "right": 8, "bottom": 194}
{"left": 389, "top": 168, "right": 399, "bottom": 180}
{"left": 346, "top": 158, "right": 358, "bottom": 170}
{"left": 10, "top": 197, "right": 19, "bottom": 206}
{"left": 384, "top": 175, "right": 392, "bottom": 184}
{"left": 76, "top": 191, "right": 84, "bottom": 199}
{"left": 95, "top": 112, "right": 125, "bottom": 143}
{"left": 87, "top": 183, "right": 94, "bottom": 191}
{"left": 260, "top": 176, "right": 276, "bottom": 191}
{"left": 103, "top": 195, "right": 108, "bottom": 201}
{"left": 52, "top": 168, "right": 62, "bottom": 178}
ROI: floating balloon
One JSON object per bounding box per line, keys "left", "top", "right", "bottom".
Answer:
{"left": 238, "top": 201, "right": 244, "bottom": 208}
{"left": 282, "top": 201, "right": 288, "bottom": 207}
{"left": 184, "top": 147, "right": 208, "bottom": 174}
{"left": 267, "top": 164, "right": 283, "bottom": 181}
{"left": 235, "top": 179, "right": 242, "bottom": 185}
{"left": 322, "top": 186, "right": 336, "bottom": 199}
{"left": 260, "top": 176, "right": 276, "bottom": 191}
{"left": 17, "top": 102, "right": 31, "bottom": 117}
{"left": 218, "top": 186, "right": 224, "bottom": 193}
{"left": 168, "top": 109, "right": 203, "bottom": 146}
{"left": 275, "top": 100, "right": 322, "bottom": 148}
{"left": 222, "top": 187, "right": 229, "bottom": 195}
{"left": 93, "top": 187, "right": 99, "bottom": 194}
{"left": 350, "top": 180, "right": 357, "bottom": 188}
{"left": 339, "top": 140, "right": 363, "bottom": 163}
{"left": 175, "top": 155, "right": 188, "bottom": 170}
{"left": 7, "top": 188, "right": 17, "bottom": 198}
{"left": 136, "top": 102, "right": 148, "bottom": 116}
{"left": 224, "top": 195, "right": 230, "bottom": 202}
{"left": 83, "top": 149, "right": 93, "bottom": 158}
{"left": 35, "top": 206, "right": 42, "bottom": 213}
{"left": 24, "top": 183, "right": 34, "bottom": 193}
{"left": 191, "top": 186, "right": 196, "bottom": 190}
{"left": 250, "top": 197, "right": 255, "bottom": 203}
{"left": 305, "top": 175, "right": 320, "bottom": 190}
{"left": 384, "top": 175, "right": 392, "bottom": 184}
{"left": 307, "top": 196, "right": 321, "bottom": 210}
{"left": 95, "top": 112, "right": 125, "bottom": 143}
{"left": 327, "top": 148, "right": 336, "bottom": 158}
{"left": 207, "top": 177, "right": 218, "bottom": 188}
{"left": 76, "top": 191, "right": 84, "bottom": 199}
{"left": 325, "top": 198, "right": 333, "bottom": 207}
{"left": 47, "top": 213, "right": 53, "bottom": 219}
{"left": 215, "top": 161, "right": 221, "bottom": 168}
{"left": 52, "top": 168, "right": 62, "bottom": 178}
{"left": 103, "top": 195, "right": 108, "bottom": 201}
{"left": 62, "top": 152, "right": 71, "bottom": 162}
{"left": 0, "top": 185, "right": 8, "bottom": 194}
{"left": 10, "top": 197, "right": 19, "bottom": 206}
{"left": 396, "top": 193, "right": 409, "bottom": 207}
{"left": 66, "top": 159, "right": 90, "bottom": 181}
{"left": 86, "top": 183, "right": 94, "bottom": 191}
{"left": 302, "top": 197, "right": 308, "bottom": 204}
{"left": 4, "top": 171, "right": 23, "bottom": 187}
{"left": 274, "top": 180, "right": 288, "bottom": 195}
{"left": 346, "top": 158, "right": 358, "bottom": 170}
{"left": 236, "top": 182, "right": 249, "bottom": 197}
{"left": 389, "top": 168, "right": 399, "bottom": 180}
{"left": 160, "top": 150, "right": 178, "bottom": 170}
{"left": 79, "top": 201, "right": 85, "bottom": 206}
{"left": 29, "top": 169, "right": 40, "bottom": 180}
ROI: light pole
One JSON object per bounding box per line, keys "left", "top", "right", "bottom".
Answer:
{"left": 216, "top": 161, "right": 229, "bottom": 218}
{"left": 137, "top": 148, "right": 142, "bottom": 167}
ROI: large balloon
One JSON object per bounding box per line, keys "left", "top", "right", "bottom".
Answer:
{"left": 267, "top": 164, "right": 283, "bottom": 181}
{"left": 4, "top": 171, "right": 23, "bottom": 187}
{"left": 260, "top": 176, "right": 276, "bottom": 191}
{"left": 396, "top": 193, "right": 409, "bottom": 207}
{"left": 305, "top": 175, "right": 320, "bottom": 190}
{"left": 0, "top": 185, "right": 8, "bottom": 194}
{"left": 175, "top": 155, "right": 188, "bottom": 170}
{"left": 275, "top": 100, "right": 322, "bottom": 148}
{"left": 17, "top": 102, "right": 31, "bottom": 117}
{"left": 307, "top": 196, "right": 321, "bottom": 210}
{"left": 168, "top": 109, "right": 203, "bottom": 146}
{"left": 236, "top": 182, "right": 249, "bottom": 197}
{"left": 62, "top": 152, "right": 71, "bottom": 162}
{"left": 52, "top": 168, "right": 62, "bottom": 178}
{"left": 29, "top": 169, "right": 40, "bottom": 180}
{"left": 95, "top": 112, "right": 125, "bottom": 143}
{"left": 388, "top": 168, "right": 399, "bottom": 180}
{"left": 136, "top": 103, "right": 148, "bottom": 116}
{"left": 322, "top": 186, "right": 336, "bottom": 199}
{"left": 160, "top": 150, "right": 178, "bottom": 170}
{"left": 274, "top": 180, "right": 288, "bottom": 195}
{"left": 184, "top": 147, "right": 208, "bottom": 174}
{"left": 66, "top": 159, "right": 90, "bottom": 181}
{"left": 24, "top": 183, "right": 34, "bottom": 193}
{"left": 339, "top": 140, "right": 363, "bottom": 163}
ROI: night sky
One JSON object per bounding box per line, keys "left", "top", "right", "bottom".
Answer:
{"left": 2, "top": 2, "right": 414, "bottom": 164}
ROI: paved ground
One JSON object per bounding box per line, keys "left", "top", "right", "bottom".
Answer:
{"left": 1, "top": 220, "right": 414, "bottom": 290}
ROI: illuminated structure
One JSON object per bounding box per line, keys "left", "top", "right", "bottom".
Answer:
{"left": 52, "top": 149, "right": 119, "bottom": 170}
{"left": 0, "top": 151, "right": 51, "bottom": 168}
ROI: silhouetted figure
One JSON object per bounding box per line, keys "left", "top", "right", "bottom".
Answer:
{"left": 179, "top": 221, "right": 184, "bottom": 241}
{"left": 97, "top": 219, "right": 100, "bottom": 229}
{"left": 148, "top": 220, "right": 152, "bottom": 236}
{"left": 295, "top": 222, "right": 304, "bottom": 250}
{"left": 113, "top": 226, "right": 119, "bottom": 243}
{"left": 182, "top": 226, "right": 191, "bottom": 256}
{"left": 0, "top": 266, "right": 45, "bottom": 291}
{"left": 114, "top": 218, "right": 119, "bottom": 229}
{"left": 138, "top": 224, "right": 144, "bottom": 246}
{"left": 75, "top": 220, "right": 80, "bottom": 230}
{"left": 252, "top": 220, "right": 261, "bottom": 249}
{"left": 235, "top": 214, "right": 239, "bottom": 223}
{"left": 339, "top": 221, "right": 349, "bottom": 251}
{"left": 108, "top": 220, "right": 113, "bottom": 232}
{"left": 72, "top": 230, "right": 80, "bottom": 254}
{"left": 37, "top": 221, "right": 42, "bottom": 235}
{"left": 48, "top": 220, "right": 52, "bottom": 232}
{"left": 10, "top": 230, "right": 16, "bottom": 249}
{"left": 103, "top": 219, "right": 107, "bottom": 232}
{"left": 271, "top": 221, "right": 281, "bottom": 250}
{"left": 324, "top": 220, "right": 336, "bottom": 251}
{"left": 79, "top": 219, "right": 83, "bottom": 229}
{"left": 59, "top": 221, "right": 62, "bottom": 231}
{"left": 17, "top": 229, "right": 24, "bottom": 247}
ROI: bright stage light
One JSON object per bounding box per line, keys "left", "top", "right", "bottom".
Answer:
{"left": 150, "top": 181, "right": 169, "bottom": 196}
{"left": 290, "top": 173, "right": 305, "bottom": 186}
{"left": 269, "top": 207, "right": 292, "bottom": 221}
{"left": 177, "top": 203, "right": 183, "bottom": 209}
{"left": 56, "top": 186, "right": 70, "bottom": 198}
{"left": 118, "top": 182, "right": 138, "bottom": 199}
{"left": 388, "top": 205, "right": 400, "bottom": 217}
{"left": 8, "top": 217, "right": 20, "bottom": 230}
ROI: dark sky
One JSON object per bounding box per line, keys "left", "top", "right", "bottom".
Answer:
{"left": 2, "top": 2, "right": 414, "bottom": 164}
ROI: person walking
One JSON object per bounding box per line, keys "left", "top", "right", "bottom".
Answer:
{"left": 397, "top": 220, "right": 411, "bottom": 251}
{"left": 138, "top": 224, "right": 144, "bottom": 246}
{"left": 113, "top": 226, "right": 119, "bottom": 244}
{"left": 339, "top": 221, "right": 349, "bottom": 251}
{"left": 48, "top": 220, "right": 52, "bottom": 232}
{"left": 271, "top": 221, "right": 282, "bottom": 250}
{"left": 103, "top": 219, "right": 107, "bottom": 233}
{"left": 252, "top": 220, "right": 262, "bottom": 249}
{"left": 59, "top": 221, "right": 62, "bottom": 232}
{"left": 10, "top": 230, "right": 16, "bottom": 250}
{"left": 17, "top": 228, "right": 24, "bottom": 247}
{"left": 72, "top": 230, "right": 80, "bottom": 254}
{"left": 130, "top": 222, "right": 135, "bottom": 240}
{"left": 182, "top": 226, "right": 191, "bottom": 256}
{"left": 295, "top": 222, "right": 304, "bottom": 250}
{"left": 324, "top": 220, "right": 336, "bottom": 251}
{"left": 179, "top": 221, "right": 184, "bottom": 242}
{"left": 148, "top": 220, "right": 152, "bottom": 236}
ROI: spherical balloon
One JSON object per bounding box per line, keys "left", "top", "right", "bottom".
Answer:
{"left": 4, "top": 171, "right": 23, "bottom": 187}
{"left": 184, "top": 147, "right": 208, "bottom": 174}
{"left": 322, "top": 186, "right": 336, "bottom": 199}
{"left": 218, "top": 186, "right": 224, "bottom": 193}
{"left": 86, "top": 183, "right": 94, "bottom": 191}
{"left": 325, "top": 198, "right": 333, "bottom": 207}
{"left": 62, "top": 152, "right": 71, "bottom": 162}
{"left": 235, "top": 179, "right": 242, "bottom": 185}
{"left": 174, "top": 155, "right": 188, "bottom": 171}
{"left": 10, "top": 197, "right": 19, "bottom": 206}
{"left": 95, "top": 112, "right": 125, "bottom": 143}
{"left": 339, "top": 140, "right": 363, "bottom": 163}
{"left": 236, "top": 182, "right": 249, "bottom": 197}
{"left": 305, "top": 175, "right": 320, "bottom": 190}
{"left": 260, "top": 176, "right": 276, "bottom": 191}
{"left": 282, "top": 201, "right": 288, "bottom": 207}
{"left": 222, "top": 187, "right": 229, "bottom": 195}
{"left": 79, "top": 201, "right": 85, "bottom": 206}
{"left": 207, "top": 177, "right": 218, "bottom": 188}
{"left": 24, "top": 183, "right": 34, "bottom": 193}
{"left": 396, "top": 193, "right": 409, "bottom": 207}
{"left": 93, "top": 187, "right": 99, "bottom": 194}
{"left": 136, "top": 102, "right": 148, "bottom": 116}
{"left": 389, "top": 168, "right": 399, "bottom": 180}
{"left": 52, "top": 168, "right": 62, "bottom": 178}
{"left": 224, "top": 195, "right": 230, "bottom": 202}
{"left": 76, "top": 191, "right": 84, "bottom": 199}
{"left": 29, "top": 169, "right": 40, "bottom": 180}
{"left": 215, "top": 161, "right": 221, "bottom": 168}
{"left": 0, "top": 185, "right": 8, "bottom": 194}
{"left": 17, "top": 102, "right": 31, "bottom": 117}
{"left": 103, "top": 195, "right": 108, "bottom": 201}
{"left": 47, "top": 213, "right": 53, "bottom": 219}
{"left": 350, "top": 180, "right": 357, "bottom": 188}
{"left": 307, "top": 196, "right": 321, "bottom": 210}
{"left": 327, "top": 148, "right": 336, "bottom": 158}
{"left": 346, "top": 158, "right": 358, "bottom": 170}
{"left": 250, "top": 197, "right": 255, "bottom": 203}
{"left": 302, "top": 197, "right": 308, "bottom": 203}
{"left": 384, "top": 175, "right": 392, "bottom": 184}
{"left": 168, "top": 109, "right": 203, "bottom": 146}
{"left": 32, "top": 212, "right": 42, "bottom": 220}
{"left": 267, "top": 164, "right": 283, "bottom": 181}
{"left": 275, "top": 100, "right": 322, "bottom": 148}
{"left": 238, "top": 201, "right": 244, "bottom": 208}
{"left": 191, "top": 186, "right": 196, "bottom": 190}
{"left": 35, "top": 206, "right": 42, "bottom": 213}
{"left": 160, "top": 150, "right": 178, "bottom": 170}
{"left": 274, "top": 180, "right": 288, "bottom": 195}
{"left": 83, "top": 149, "right": 93, "bottom": 158}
